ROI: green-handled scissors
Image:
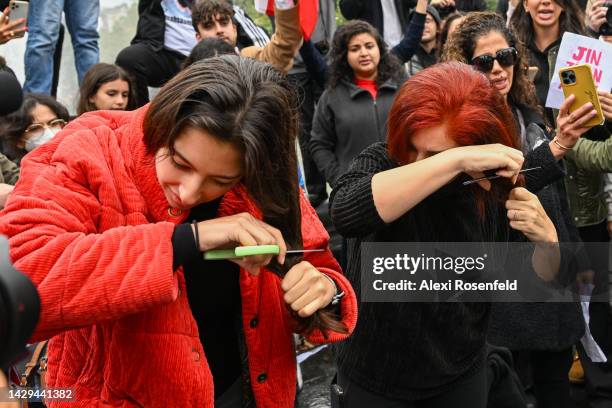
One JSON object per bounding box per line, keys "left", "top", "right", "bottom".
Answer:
{"left": 203, "top": 245, "right": 325, "bottom": 260}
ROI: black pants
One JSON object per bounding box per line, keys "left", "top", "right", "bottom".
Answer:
{"left": 335, "top": 365, "right": 488, "bottom": 408}
{"left": 51, "top": 24, "right": 64, "bottom": 97}
{"left": 115, "top": 43, "right": 185, "bottom": 108}
{"left": 511, "top": 348, "right": 574, "bottom": 408}
{"left": 214, "top": 376, "right": 242, "bottom": 408}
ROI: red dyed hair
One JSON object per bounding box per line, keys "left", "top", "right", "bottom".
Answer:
{"left": 388, "top": 62, "right": 519, "bottom": 162}
{"left": 387, "top": 62, "right": 522, "bottom": 213}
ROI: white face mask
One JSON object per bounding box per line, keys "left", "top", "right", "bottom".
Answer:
{"left": 25, "top": 127, "right": 60, "bottom": 152}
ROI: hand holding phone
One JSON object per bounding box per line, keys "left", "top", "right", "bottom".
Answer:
{"left": 553, "top": 65, "right": 604, "bottom": 153}
{"left": 0, "top": 2, "right": 27, "bottom": 44}
{"left": 558, "top": 64, "right": 605, "bottom": 127}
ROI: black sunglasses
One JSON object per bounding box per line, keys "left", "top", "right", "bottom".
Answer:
{"left": 470, "top": 47, "right": 518, "bottom": 73}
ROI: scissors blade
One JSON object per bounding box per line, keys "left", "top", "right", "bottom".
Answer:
{"left": 462, "top": 166, "right": 542, "bottom": 186}
{"left": 286, "top": 249, "right": 326, "bottom": 254}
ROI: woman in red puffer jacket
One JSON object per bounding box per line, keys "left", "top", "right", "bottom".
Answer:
{"left": 0, "top": 56, "right": 357, "bottom": 408}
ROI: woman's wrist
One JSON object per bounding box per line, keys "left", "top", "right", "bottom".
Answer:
{"left": 548, "top": 140, "right": 567, "bottom": 160}
{"left": 549, "top": 131, "right": 576, "bottom": 160}
{"left": 321, "top": 273, "right": 345, "bottom": 305}
{"left": 441, "top": 147, "right": 468, "bottom": 174}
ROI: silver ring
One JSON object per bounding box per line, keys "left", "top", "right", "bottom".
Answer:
{"left": 513, "top": 210, "right": 519, "bottom": 222}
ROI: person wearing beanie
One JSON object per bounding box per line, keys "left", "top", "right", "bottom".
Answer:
{"left": 406, "top": 5, "right": 441, "bottom": 76}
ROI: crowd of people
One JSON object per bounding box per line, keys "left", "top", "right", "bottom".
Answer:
{"left": 0, "top": 0, "right": 611, "bottom": 407}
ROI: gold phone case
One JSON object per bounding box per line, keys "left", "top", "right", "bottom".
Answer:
{"left": 558, "top": 64, "right": 605, "bottom": 128}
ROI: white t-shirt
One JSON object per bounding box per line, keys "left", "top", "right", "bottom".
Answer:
{"left": 380, "top": 0, "right": 403, "bottom": 48}
{"left": 161, "top": 0, "right": 197, "bottom": 56}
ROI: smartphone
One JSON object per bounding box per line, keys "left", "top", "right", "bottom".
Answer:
{"left": 8, "top": 0, "right": 28, "bottom": 36}
{"left": 558, "top": 64, "right": 605, "bottom": 128}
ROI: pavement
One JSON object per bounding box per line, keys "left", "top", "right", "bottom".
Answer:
{"left": 296, "top": 347, "right": 591, "bottom": 408}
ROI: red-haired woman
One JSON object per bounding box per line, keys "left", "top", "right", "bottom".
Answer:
{"left": 329, "top": 62, "right": 559, "bottom": 407}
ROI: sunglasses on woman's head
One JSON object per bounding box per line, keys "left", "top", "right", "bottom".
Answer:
{"left": 470, "top": 47, "right": 518, "bottom": 73}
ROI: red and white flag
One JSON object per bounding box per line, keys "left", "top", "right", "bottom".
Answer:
{"left": 254, "top": 0, "right": 319, "bottom": 41}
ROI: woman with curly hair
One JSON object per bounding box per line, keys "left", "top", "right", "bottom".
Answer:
{"left": 443, "top": 12, "right": 597, "bottom": 407}
{"left": 442, "top": 11, "right": 596, "bottom": 158}
{"left": 309, "top": 20, "right": 405, "bottom": 188}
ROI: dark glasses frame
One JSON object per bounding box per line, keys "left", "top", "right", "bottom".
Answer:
{"left": 470, "top": 47, "right": 519, "bottom": 73}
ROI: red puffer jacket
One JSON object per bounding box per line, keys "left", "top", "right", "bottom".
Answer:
{"left": 0, "top": 107, "right": 357, "bottom": 407}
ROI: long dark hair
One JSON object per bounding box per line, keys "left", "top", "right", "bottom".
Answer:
{"left": 144, "top": 56, "right": 347, "bottom": 337}
{"left": 442, "top": 12, "right": 540, "bottom": 111}
{"left": 77, "top": 63, "right": 136, "bottom": 115}
{"left": 509, "top": 0, "right": 584, "bottom": 48}
{"left": 0, "top": 93, "right": 70, "bottom": 163}
{"left": 328, "top": 20, "right": 404, "bottom": 89}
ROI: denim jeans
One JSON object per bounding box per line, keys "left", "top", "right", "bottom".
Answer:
{"left": 24, "top": 0, "right": 99, "bottom": 94}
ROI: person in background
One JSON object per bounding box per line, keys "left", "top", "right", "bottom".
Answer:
{"left": 585, "top": 0, "right": 610, "bottom": 37}
{"left": 563, "top": 23, "right": 612, "bottom": 407}
{"left": 23, "top": 0, "right": 99, "bottom": 94}
{"left": 182, "top": 37, "right": 237, "bottom": 68}
{"left": 430, "top": 0, "right": 486, "bottom": 18}
{"left": 512, "top": 2, "right": 612, "bottom": 404}
{"left": 509, "top": 0, "right": 585, "bottom": 124}
{"left": 338, "top": 0, "right": 417, "bottom": 48}
{"left": 406, "top": 6, "right": 441, "bottom": 76}
{"left": 309, "top": 20, "right": 405, "bottom": 189}
{"left": 117, "top": 0, "right": 273, "bottom": 107}
{"left": 116, "top": 0, "right": 196, "bottom": 107}
{"left": 443, "top": 12, "right": 598, "bottom": 407}
{"left": 287, "top": 0, "right": 337, "bottom": 209}
{"left": 190, "top": 0, "right": 302, "bottom": 74}
{"left": 0, "top": 152, "right": 19, "bottom": 209}
{"left": 0, "top": 94, "right": 69, "bottom": 165}
{"left": 299, "top": 0, "right": 428, "bottom": 211}
{"left": 77, "top": 63, "right": 136, "bottom": 116}
{"left": 300, "top": 0, "right": 430, "bottom": 84}
{"left": 0, "top": 56, "right": 357, "bottom": 408}
{"left": 497, "top": 0, "right": 521, "bottom": 25}
{"left": 437, "top": 11, "right": 465, "bottom": 56}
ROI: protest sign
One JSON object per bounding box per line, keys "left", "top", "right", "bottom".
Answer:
{"left": 545, "top": 32, "right": 612, "bottom": 109}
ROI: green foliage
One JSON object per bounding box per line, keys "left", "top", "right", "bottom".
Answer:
{"left": 233, "top": 0, "right": 273, "bottom": 33}
{"left": 232, "top": 0, "right": 348, "bottom": 34}
{"left": 99, "top": 4, "right": 139, "bottom": 64}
